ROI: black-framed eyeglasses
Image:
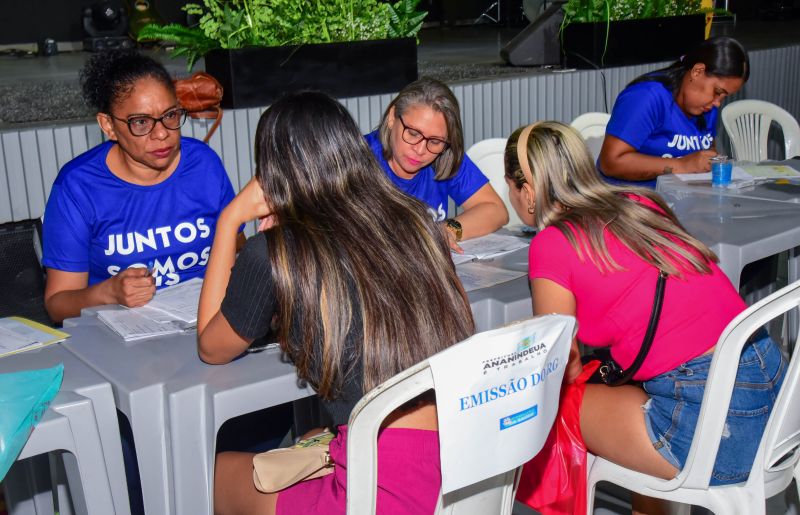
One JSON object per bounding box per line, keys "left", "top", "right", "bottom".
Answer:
{"left": 109, "top": 108, "right": 188, "bottom": 136}
{"left": 397, "top": 115, "right": 449, "bottom": 154}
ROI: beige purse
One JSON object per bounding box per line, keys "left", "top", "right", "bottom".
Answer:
{"left": 252, "top": 430, "right": 335, "bottom": 493}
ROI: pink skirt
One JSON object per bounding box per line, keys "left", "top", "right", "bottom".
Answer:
{"left": 275, "top": 426, "right": 441, "bottom": 514}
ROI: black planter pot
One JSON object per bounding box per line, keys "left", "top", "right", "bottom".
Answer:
{"left": 561, "top": 14, "right": 706, "bottom": 69}
{"left": 204, "top": 38, "right": 418, "bottom": 109}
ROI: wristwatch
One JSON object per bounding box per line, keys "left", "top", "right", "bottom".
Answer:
{"left": 444, "top": 218, "right": 463, "bottom": 242}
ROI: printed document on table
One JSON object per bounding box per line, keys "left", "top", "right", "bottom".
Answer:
{"left": 736, "top": 164, "right": 800, "bottom": 178}
{"left": 451, "top": 253, "right": 475, "bottom": 266}
{"left": 96, "top": 278, "right": 204, "bottom": 341}
{"left": 456, "top": 262, "right": 527, "bottom": 292}
{"left": 0, "top": 317, "right": 70, "bottom": 358}
{"left": 674, "top": 167, "right": 753, "bottom": 182}
{"left": 674, "top": 164, "right": 800, "bottom": 183}
{"left": 97, "top": 309, "right": 184, "bottom": 342}
{"left": 453, "top": 233, "right": 529, "bottom": 262}
{"left": 145, "top": 277, "right": 203, "bottom": 324}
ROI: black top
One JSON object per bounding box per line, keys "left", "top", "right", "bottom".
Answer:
{"left": 221, "top": 232, "right": 364, "bottom": 427}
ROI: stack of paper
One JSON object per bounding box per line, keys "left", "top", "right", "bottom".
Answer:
{"left": 456, "top": 262, "right": 527, "bottom": 292}
{"left": 97, "top": 278, "right": 203, "bottom": 341}
{"left": 452, "top": 233, "right": 530, "bottom": 266}
{"left": 0, "top": 317, "right": 70, "bottom": 358}
{"left": 674, "top": 164, "right": 800, "bottom": 189}
{"left": 737, "top": 164, "right": 800, "bottom": 179}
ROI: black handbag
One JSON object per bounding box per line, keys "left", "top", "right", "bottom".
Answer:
{"left": 587, "top": 270, "right": 668, "bottom": 386}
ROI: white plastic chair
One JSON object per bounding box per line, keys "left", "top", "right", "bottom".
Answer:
{"left": 570, "top": 112, "right": 611, "bottom": 162}
{"left": 586, "top": 279, "right": 800, "bottom": 515}
{"left": 466, "top": 138, "right": 522, "bottom": 227}
{"left": 6, "top": 392, "right": 124, "bottom": 515}
{"left": 346, "top": 315, "right": 575, "bottom": 514}
{"left": 1, "top": 347, "right": 130, "bottom": 515}
{"left": 721, "top": 99, "right": 800, "bottom": 162}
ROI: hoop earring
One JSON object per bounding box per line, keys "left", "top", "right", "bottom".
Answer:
{"left": 527, "top": 203, "right": 535, "bottom": 214}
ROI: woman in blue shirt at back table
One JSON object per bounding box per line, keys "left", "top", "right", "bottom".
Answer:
{"left": 366, "top": 77, "right": 508, "bottom": 251}
{"left": 599, "top": 36, "right": 749, "bottom": 188}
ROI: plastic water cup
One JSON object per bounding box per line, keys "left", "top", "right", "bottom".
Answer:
{"left": 711, "top": 156, "right": 733, "bottom": 187}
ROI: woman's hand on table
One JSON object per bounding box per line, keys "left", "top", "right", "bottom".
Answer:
{"left": 104, "top": 267, "right": 156, "bottom": 307}
{"left": 442, "top": 224, "right": 464, "bottom": 254}
{"left": 674, "top": 149, "right": 718, "bottom": 174}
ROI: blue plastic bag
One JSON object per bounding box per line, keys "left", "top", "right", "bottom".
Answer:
{"left": 0, "top": 364, "right": 64, "bottom": 481}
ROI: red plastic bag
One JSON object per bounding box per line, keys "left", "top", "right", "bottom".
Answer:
{"left": 515, "top": 361, "right": 600, "bottom": 515}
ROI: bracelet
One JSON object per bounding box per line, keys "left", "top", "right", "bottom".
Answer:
{"left": 444, "top": 218, "right": 463, "bottom": 242}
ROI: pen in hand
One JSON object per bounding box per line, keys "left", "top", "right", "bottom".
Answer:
{"left": 146, "top": 261, "right": 156, "bottom": 282}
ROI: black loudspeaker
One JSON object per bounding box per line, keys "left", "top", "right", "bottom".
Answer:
{"left": 500, "top": 2, "right": 565, "bottom": 66}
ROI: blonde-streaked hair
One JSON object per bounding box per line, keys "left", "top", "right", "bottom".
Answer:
{"left": 504, "top": 121, "right": 717, "bottom": 276}
{"left": 256, "top": 91, "right": 474, "bottom": 398}
{"left": 378, "top": 77, "right": 464, "bottom": 180}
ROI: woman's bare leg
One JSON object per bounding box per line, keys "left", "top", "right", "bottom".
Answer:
{"left": 214, "top": 451, "right": 278, "bottom": 515}
{"left": 581, "top": 384, "right": 679, "bottom": 515}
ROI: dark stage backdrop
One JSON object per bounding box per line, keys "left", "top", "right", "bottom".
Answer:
{"left": 1, "top": 0, "right": 187, "bottom": 45}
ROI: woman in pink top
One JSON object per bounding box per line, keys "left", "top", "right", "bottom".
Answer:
{"left": 504, "top": 121, "right": 786, "bottom": 513}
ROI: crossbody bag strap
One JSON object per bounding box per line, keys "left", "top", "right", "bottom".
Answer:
{"left": 608, "top": 270, "right": 668, "bottom": 386}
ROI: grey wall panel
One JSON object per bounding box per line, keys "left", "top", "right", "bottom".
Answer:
{"left": 0, "top": 135, "right": 14, "bottom": 222}
{"left": 2, "top": 132, "right": 30, "bottom": 221}
{"left": 2, "top": 44, "right": 799, "bottom": 224}
{"left": 36, "top": 129, "right": 60, "bottom": 201}
{"left": 19, "top": 131, "right": 44, "bottom": 219}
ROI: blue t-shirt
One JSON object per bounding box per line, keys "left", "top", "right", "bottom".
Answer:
{"left": 43, "top": 137, "right": 235, "bottom": 288}
{"left": 602, "top": 80, "right": 718, "bottom": 189}
{"left": 365, "top": 130, "right": 489, "bottom": 221}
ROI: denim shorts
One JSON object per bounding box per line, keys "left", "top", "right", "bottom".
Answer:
{"left": 642, "top": 330, "right": 787, "bottom": 485}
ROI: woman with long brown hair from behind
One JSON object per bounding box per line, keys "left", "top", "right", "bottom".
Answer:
{"left": 197, "top": 91, "right": 475, "bottom": 514}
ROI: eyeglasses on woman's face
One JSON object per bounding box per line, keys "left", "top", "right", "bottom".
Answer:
{"left": 109, "top": 108, "right": 188, "bottom": 137}
{"left": 397, "top": 115, "right": 449, "bottom": 154}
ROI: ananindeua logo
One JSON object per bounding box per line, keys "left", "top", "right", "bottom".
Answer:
{"left": 481, "top": 334, "right": 548, "bottom": 375}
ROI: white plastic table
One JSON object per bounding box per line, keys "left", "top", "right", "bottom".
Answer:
{"left": 50, "top": 244, "right": 534, "bottom": 515}
{"left": 0, "top": 344, "right": 129, "bottom": 515}
{"left": 61, "top": 313, "right": 314, "bottom": 515}
{"left": 465, "top": 246, "right": 533, "bottom": 332}
{"left": 656, "top": 179, "right": 800, "bottom": 290}
{"left": 656, "top": 160, "right": 800, "bottom": 206}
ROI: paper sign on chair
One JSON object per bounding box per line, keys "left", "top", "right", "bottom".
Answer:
{"left": 428, "top": 315, "right": 575, "bottom": 493}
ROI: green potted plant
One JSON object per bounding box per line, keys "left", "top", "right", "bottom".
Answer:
{"left": 559, "top": 0, "right": 709, "bottom": 69}
{"left": 138, "top": 0, "right": 427, "bottom": 108}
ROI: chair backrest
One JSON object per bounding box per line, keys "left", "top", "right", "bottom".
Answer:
{"left": 721, "top": 99, "right": 800, "bottom": 161}
{"left": 346, "top": 315, "right": 575, "bottom": 514}
{"left": 675, "top": 279, "right": 800, "bottom": 491}
{"left": 0, "top": 219, "right": 50, "bottom": 325}
{"left": 570, "top": 112, "right": 611, "bottom": 162}
{"left": 466, "top": 138, "right": 523, "bottom": 227}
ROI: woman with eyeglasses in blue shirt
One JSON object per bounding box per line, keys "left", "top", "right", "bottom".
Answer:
{"left": 42, "top": 49, "right": 236, "bottom": 323}
{"left": 365, "top": 78, "right": 508, "bottom": 252}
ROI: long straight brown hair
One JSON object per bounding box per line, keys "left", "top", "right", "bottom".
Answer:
{"left": 255, "top": 92, "right": 475, "bottom": 398}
